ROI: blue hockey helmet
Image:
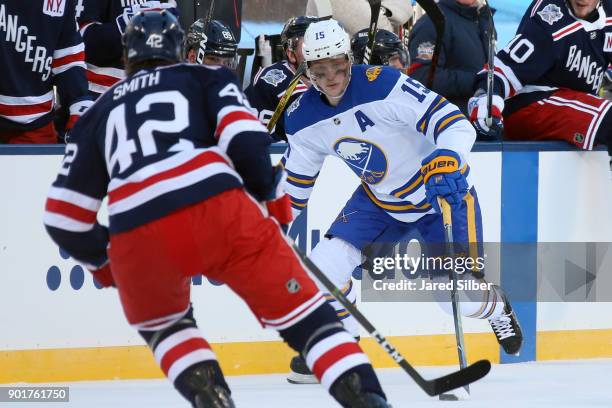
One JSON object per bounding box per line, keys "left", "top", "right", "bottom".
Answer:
{"left": 186, "top": 19, "right": 238, "bottom": 58}
{"left": 123, "top": 10, "right": 185, "bottom": 65}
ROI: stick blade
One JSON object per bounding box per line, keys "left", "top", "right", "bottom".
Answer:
{"left": 423, "top": 359, "right": 491, "bottom": 396}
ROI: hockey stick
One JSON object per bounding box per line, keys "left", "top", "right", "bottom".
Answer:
{"left": 203, "top": 0, "right": 215, "bottom": 31}
{"left": 266, "top": 15, "right": 334, "bottom": 132}
{"left": 266, "top": 62, "right": 307, "bottom": 132}
{"left": 401, "top": 19, "right": 411, "bottom": 52}
{"left": 484, "top": 1, "right": 495, "bottom": 128}
{"left": 399, "top": 7, "right": 415, "bottom": 74}
{"left": 291, "top": 243, "right": 491, "bottom": 396}
{"left": 401, "top": 15, "right": 412, "bottom": 50}
{"left": 362, "top": 0, "right": 382, "bottom": 64}
{"left": 400, "top": 0, "right": 416, "bottom": 49}
{"left": 437, "top": 197, "right": 470, "bottom": 400}
{"left": 414, "top": 0, "right": 445, "bottom": 88}
{"left": 196, "top": 0, "right": 216, "bottom": 64}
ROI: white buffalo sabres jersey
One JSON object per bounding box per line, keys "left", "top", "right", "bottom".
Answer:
{"left": 283, "top": 65, "right": 476, "bottom": 223}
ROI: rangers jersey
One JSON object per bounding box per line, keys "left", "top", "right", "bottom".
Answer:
{"left": 77, "top": 0, "right": 174, "bottom": 96}
{"left": 476, "top": 0, "right": 612, "bottom": 114}
{"left": 0, "top": 0, "right": 89, "bottom": 131}
{"left": 44, "top": 64, "right": 273, "bottom": 269}
{"left": 283, "top": 65, "right": 476, "bottom": 223}
{"left": 76, "top": 0, "right": 134, "bottom": 95}
{"left": 244, "top": 60, "right": 309, "bottom": 141}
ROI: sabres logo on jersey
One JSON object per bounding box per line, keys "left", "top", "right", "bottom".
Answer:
{"left": 537, "top": 4, "right": 563, "bottom": 26}
{"left": 334, "top": 137, "right": 387, "bottom": 184}
{"left": 366, "top": 66, "right": 382, "bottom": 82}
{"left": 261, "top": 69, "right": 287, "bottom": 87}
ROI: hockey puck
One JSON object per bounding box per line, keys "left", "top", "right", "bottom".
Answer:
{"left": 439, "top": 393, "right": 459, "bottom": 401}
{"left": 439, "top": 387, "right": 470, "bottom": 401}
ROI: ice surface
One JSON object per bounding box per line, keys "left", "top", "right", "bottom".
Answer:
{"left": 9, "top": 359, "right": 612, "bottom": 408}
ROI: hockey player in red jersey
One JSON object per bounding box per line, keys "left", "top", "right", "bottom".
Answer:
{"left": 469, "top": 0, "right": 612, "bottom": 153}
{"left": 43, "top": 11, "right": 391, "bottom": 408}
{"left": 0, "top": 0, "right": 91, "bottom": 143}
{"left": 76, "top": 0, "right": 177, "bottom": 97}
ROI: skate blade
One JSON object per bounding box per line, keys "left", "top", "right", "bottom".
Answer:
{"left": 287, "top": 372, "right": 318, "bottom": 385}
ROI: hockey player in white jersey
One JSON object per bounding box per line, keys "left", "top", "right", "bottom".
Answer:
{"left": 283, "top": 19, "right": 523, "bottom": 383}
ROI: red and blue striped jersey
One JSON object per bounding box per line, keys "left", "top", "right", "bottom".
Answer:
{"left": 0, "top": 0, "right": 89, "bottom": 131}
{"left": 475, "top": 0, "right": 612, "bottom": 113}
{"left": 76, "top": 0, "right": 174, "bottom": 96}
{"left": 44, "top": 63, "right": 273, "bottom": 269}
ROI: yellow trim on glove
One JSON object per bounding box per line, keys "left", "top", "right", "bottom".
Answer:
{"left": 421, "top": 156, "right": 460, "bottom": 184}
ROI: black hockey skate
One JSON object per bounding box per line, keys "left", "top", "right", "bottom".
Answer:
{"left": 488, "top": 285, "right": 523, "bottom": 356}
{"left": 331, "top": 372, "right": 391, "bottom": 408}
{"left": 194, "top": 388, "right": 234, "bottom": 408}
{"left": 287, "top": 355, "right": 318, "bottom": 384}
{"left": 182, "top": 363, "right": 235, "bottom": 408}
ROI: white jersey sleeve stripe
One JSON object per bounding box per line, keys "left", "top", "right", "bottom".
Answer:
{"left": 47, "top": 186, "right": 103, "bottom": 211}
{"left": 53, "top": 43, "right": 85, "bottom": 59}
{"left": 43, "top": 212, "right": 95, "bottom": 232}
{"left": 218, "top": 118, "right": 266, "bottom": 152}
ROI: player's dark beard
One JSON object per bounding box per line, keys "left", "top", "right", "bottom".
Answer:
{"left": 566, "top": 0, "right": 601, "bottom": 22}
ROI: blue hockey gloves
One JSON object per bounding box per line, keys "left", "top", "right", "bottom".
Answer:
{"left": 420, "top": 149, "right": 468, "bottom": 213}
{"left": 468, "top": 92, "right": 504, "bottom": 139}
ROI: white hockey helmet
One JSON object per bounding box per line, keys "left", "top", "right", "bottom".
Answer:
{"left": 302, "top": 19, "right": 351, "bottom": 63}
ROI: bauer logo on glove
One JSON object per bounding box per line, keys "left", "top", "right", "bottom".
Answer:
{"left": 421, "top": 155, "right": 459, "bottom": 184}
{"left": 421, "top": 149, "right": 468, "bottom": 212}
